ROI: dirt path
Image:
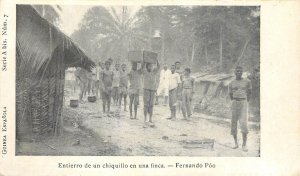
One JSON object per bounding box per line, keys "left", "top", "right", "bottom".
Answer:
{"left": 70, "top": 96, "right": 260, "bottom": 157}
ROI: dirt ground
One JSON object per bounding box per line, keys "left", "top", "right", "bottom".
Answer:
{"left": 17, "top": 92, "right": 260, "bottom": 157}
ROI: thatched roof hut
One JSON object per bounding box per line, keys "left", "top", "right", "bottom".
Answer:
{"left": 16, "top": 5, "right": 95, "bottom": 141}
{"left": 193, "top": 72, "right": 259, "bottom": 121}
{"left": 192, "top": 72, "right": 250, "bottom": 100}
{"left": 193, "top": 73, "right": 234, "bottom": 100}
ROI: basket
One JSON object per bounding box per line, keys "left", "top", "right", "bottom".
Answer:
{"left": 70, "top": 100, "right": 79, "bottom": 108}
{"left": 88, "top": 96, "right": 97, "bottom": 102}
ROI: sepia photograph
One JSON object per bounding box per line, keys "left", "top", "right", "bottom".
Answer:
{"left": 15, "top": 5, "right": 260, "bottom": 157}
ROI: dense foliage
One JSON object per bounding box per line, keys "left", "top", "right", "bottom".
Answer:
{"left": 71, "top": 6, "right": 260, "bottom": 73}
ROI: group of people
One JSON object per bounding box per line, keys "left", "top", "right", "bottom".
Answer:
{"left": 74, "top": 58, "right": 195, "bottom": 126}
{"left": 155, "top": 62, "right": 195, "bottom": 120}
{"left": 74, "top": 58, "right": 252, "bottom": 151}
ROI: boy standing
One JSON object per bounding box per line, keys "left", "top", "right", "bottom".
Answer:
{"left": 142, "top": 60, "right": 160, "bottom": 125}
{"left": 75, "top": 67, "right": 88, "bottom": 102}
{"left": 175, "top": 61, "right": 183, "bottom": 114}
{"left": 128, "top": 62, "right": 142, "bottom": 119}
{"left": 100, "top": 60, "right": 114, "bottom": 115}
{"left": 119, "top": 64, "right": 129, "bottom": 111}
{"left": 181, "top": 68, "right": 195, "bottom": 120}
{"left": 95, "top": 62, "right": 104, "bottom": 98}
{"left": 112, "top": 63, "right": 121, "bottom": 106}
{"left": 167, "top": 65, "right": 181, "bottom": 120}
{"left": 88, "top": 67, "right": 97, "bottom": 95}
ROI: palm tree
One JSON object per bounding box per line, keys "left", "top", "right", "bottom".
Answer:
{"left": 75, "top": 6, "right": 149, "bottom": 62}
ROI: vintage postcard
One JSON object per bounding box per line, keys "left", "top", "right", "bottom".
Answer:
{"left": 0, "top": 0, "right": 299, "bottom": 175}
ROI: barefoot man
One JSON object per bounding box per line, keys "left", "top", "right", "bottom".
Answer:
{"left": 141, "top": 60, "right": 160, "bottom": 126}
{"left": 112, "top": 62, "right": 121, "bottom": 106}
{"left": 167, "top": 65, "right": 181, "bottom": 120}
{"left": 175, "top": 61, "right": 183, "bottom": 115}
{"left": 128, "top": 62, "right": 142, "bottom": 119}
{"left": 229, "top": 66, "right": 252, "bottom": 152}
{"left": 119, "top": 63, "right": 129, "bottom": 111}
{"left": 181, "top": 68, "right": 195, "bottom": 120}
{"left": 101, "top": 60, "right": 113, "bottom": 116}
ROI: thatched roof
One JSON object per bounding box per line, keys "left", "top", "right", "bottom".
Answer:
{"left": 197, "top": 74, "right": 233, "bottom": 83}
{"left": 16, "top": 5, "right": 95, "bottom": 77}
{"left": 193, "top": 72, "right": 250, "bottom": 86}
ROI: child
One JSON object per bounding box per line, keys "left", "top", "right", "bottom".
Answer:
{"left": 100, "top": 60, "right": 113, "bottom": 116}
{"left": 75, "top": 67, "right": 88, "bottom": 102}
{"left": 87, "top": 69, "right": 96, "bottom": 96}
{"left": 167, "top": 65, "right": 181, "bottom": 120}
{"left": 175, "top": 61, "right": 183, "bottom": 115}
{"left": 181, "top": 68, "right": 195, "bottom": 120}
{"left": 112, "top": 63, "right": 120, "bottom": 106}
{"left": 128, "top": 62, "right": 143, "bottom": 119}
{"left": 95, "top": 61, "right": 104, "bottom": 98}
{"left": 119, "top": 64, "right": 128, "bottom": 111}
{"left": 142, "top": 60, "right": 160, "bottom": 126}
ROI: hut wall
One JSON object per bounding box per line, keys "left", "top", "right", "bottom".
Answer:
{"left": 194, "top": 81, "right": 210, "bottom": 99}
{"left": 205, "top": 81, "right": 222, "bottom": 99}
{"left": 16, "top": 47, "right": 34, "bottom": 141}
{"left": 16, "top": 46, "right": 65, "bottom": 141}
{"left": 44, "top": 47, "right": 65, "bottom": 136}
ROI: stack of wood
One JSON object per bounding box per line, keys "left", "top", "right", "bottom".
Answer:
{"left": 180, "top": 139, "right": 215, "bottom": 150}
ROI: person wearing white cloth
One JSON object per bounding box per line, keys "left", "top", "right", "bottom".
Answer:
{"left": 167, "top": 65, "right": 181, "bottom": 120}
{"left": 155, "top": 64, "right": 171, "bottom": 105}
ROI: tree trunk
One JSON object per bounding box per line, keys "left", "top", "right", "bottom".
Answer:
{"left": 191, "top": 42, "right": 195, "bottom": 62}
{"left": 219, "top": 25, "right": 223, "bottom": 72}
{"left": 233, "top": 39, "right": 250, "bottom": 69}
{"left": 205, "top": 45, "right": 208, "bottom": 66}
{"left": 161, "top": 31, "right": 165, "bottom": 63}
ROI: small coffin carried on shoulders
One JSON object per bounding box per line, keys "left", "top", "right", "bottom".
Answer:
{"left": 128, "top": 50, "right": 158, "bottom": 64}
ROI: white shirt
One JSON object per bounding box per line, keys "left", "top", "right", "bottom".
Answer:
{"left": 94, "top": 66, "right": 103, "bottom": 80}
{"left": 160, "top": 69, "right": 171, "bottom": 82}
{"left": 112, "top": 69, "right": 121, "bottom": 87}
{"left": 169, "top": 72, "right": 181, "bottom": 90}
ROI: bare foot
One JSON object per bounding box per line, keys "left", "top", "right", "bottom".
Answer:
{"left": 232, "top": 144, "right": 239, "bottom": 149}
{"left": 143, "top": 123, "right": 148, "bottom": 128}
{"left": 149, "top": 122, "right": 155, "bottom": 128}
{"left": 242, "top": 145, "right": 248, "bottom": 152}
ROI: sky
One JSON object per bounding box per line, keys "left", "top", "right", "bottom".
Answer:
{"left": 58, "top": 5, "right": 141, "bottom": 36}
{"left": 58, "top": 5, "right": 92, "bottom": 36}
